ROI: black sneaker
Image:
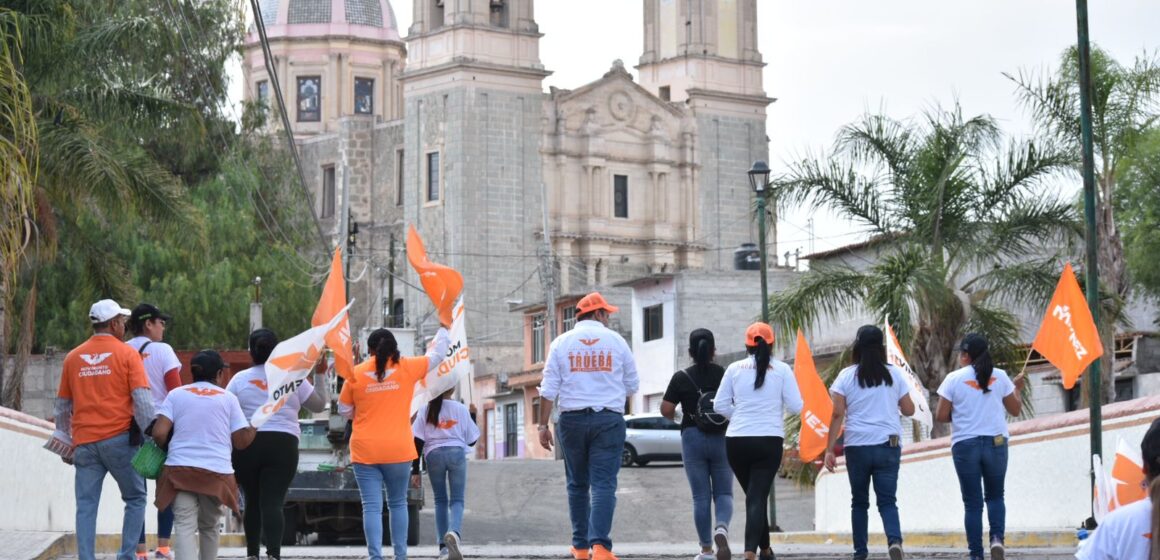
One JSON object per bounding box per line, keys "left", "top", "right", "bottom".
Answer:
{"left": 758, "top": 550, "right": 775, "bottom": 560}
{"left": 888, "top": 542, "right": 904, "bottom": 560}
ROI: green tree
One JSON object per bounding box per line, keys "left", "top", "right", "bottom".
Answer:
{"left": 768, "top": 105, "right": 1075, "bottom": 419}
{"left": 1006, "top": 46, "right": 1160, "bottom": 401}
{"left": 1117, "top": 127, "right": 1160, "bottom": 310}
{"left": 1, "top": 0, "right": 244, "bottom": 408}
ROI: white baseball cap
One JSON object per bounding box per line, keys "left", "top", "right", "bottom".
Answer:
{"left": 89, "top": 299, "right": 131, "bottom": 324}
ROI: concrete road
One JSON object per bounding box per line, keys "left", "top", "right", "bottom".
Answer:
{"left": 407, "top": 458, "right": 815, "bottom": 547}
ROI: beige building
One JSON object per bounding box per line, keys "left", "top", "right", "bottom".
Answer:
{"left": 241, "top": 0, "right": 775, "bottom": 459}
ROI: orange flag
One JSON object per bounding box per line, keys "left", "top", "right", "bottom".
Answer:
{"left": 312, "top": 247, "right": 355, "bottom": 381}
{"left": 1031, "top": 262, "right": 1103, "bottom": 390}
{"left": 406, "top": 225, "right": 464, "bottom": 326}
{"left": 1111, "top": 437, "right": 1147, "bottom": 509}
{"left": 793, "top": 330, "right": 833, "bottom": 463}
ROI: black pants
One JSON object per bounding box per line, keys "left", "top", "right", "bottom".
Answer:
{"left": 725, "top": 436, "right": 783, "bottom": 554}
{"left": 233, "top": 431, "right": 299, "bottom": 559}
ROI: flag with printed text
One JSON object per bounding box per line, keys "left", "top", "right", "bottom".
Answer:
{"left": 1031, "top": 263, "right": 1103, "bottom": 390}
{"left": 406, "top": 225, "right": 470, "bottom": 414}
{"left": 793, "top": 330, "right": 833, "bottom": 462}
{"left": 885, "top": 320, "right": 933, "bottom": 429}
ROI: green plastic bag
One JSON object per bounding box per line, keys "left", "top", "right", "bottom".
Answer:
{"left": 132, "top": 440, "right": 166, "bottom": 479}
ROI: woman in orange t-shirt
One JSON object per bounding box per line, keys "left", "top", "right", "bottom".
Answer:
{"left": 339, "top": 324, "right": 450, "bottom": 560}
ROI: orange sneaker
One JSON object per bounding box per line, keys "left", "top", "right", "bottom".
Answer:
{"left": 570, "top": 546, "right": 590, "bottom": 560}
{"left": 592, "top": 544, "right": 619, "bottom": 560}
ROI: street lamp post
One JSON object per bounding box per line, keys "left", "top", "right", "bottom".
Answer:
{"left": 748, "top": 160, "right": 779, "bottom": 532}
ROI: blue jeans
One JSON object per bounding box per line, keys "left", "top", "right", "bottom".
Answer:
{"left": 140, "top": 479, "right": 175, "bottom": 545}
{"left": 426, "top": 446, "right": 467, "bottom": 547}
{"left": 74, "top": 432, "right": 147, "bottom": 560}
{"left": 681, "top": 428, "right": 733, "bottom": 547}
{"left": 844, "top": 444, "right": 902, "bottom": 557}
{"left": 558, "top": 409, "right": 626, "bottom": 550}
{"left": 353, "top": 462, "right": 412, "bottom": 560}
{"left": 952, "top": 436, "right": 1009, "bottom": 558}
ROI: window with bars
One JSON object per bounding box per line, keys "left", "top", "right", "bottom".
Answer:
{"left": 395, "top": 150, "right": 405, "bottom": 206}
{"left": 561, "top": 306, "right": 577, "bottom": 333}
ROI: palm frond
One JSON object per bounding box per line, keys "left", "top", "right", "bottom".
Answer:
{"left": 767, "top": 264, "right": 870, "bottom": 344}
{"left": 961, "top": 258, "right": 1061, "bottom": 311}
{"left": 834, "top": 112, "right": 914, "bottom": 180}
{"left": 772, "top": 158, "right": 893, "bottom": 235}
{"left": 1004, "top": 67, "right": 1081, "bottom": 150}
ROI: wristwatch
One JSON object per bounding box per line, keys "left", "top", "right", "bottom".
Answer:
{"left": 537, "top": 424, "right": 549, "bottom": 431}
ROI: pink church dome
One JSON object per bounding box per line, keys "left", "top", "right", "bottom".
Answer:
{"left": 250, "top": 0, "right": 402, "bottom": 43}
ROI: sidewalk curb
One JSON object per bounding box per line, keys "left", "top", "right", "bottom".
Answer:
{"left": 770, "top": 530, "right": 1076, "bottom": 548}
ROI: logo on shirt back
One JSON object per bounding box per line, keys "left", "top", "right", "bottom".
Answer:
{"left": 579, "top": 338, "right": 600, "bottom": 346}
{"left": 185, "top": 387, "right": 223, "bottom": 397}
{"left": 438, "top": 419, "right": 458, "bottom": 430}
{"left": 80, "top": 353, "right": 112, "bottom": 366}
{"left": 964, "top": 378, "right": 998, "bottom": 391}
{"left": 567, "top": 351, "right": 614, "bottom": 373}
{"left": 249, "top": 380, "right": 268, "bottom": 391}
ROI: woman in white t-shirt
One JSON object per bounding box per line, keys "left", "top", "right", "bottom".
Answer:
{"left": 713, "top": 322, "right": 802, "bottom": 560}
{"left": 226, "top": 329, "right": 328, "bottom": 560}
{"left": 935, "top": 333, "right": 1023, "bottom": 560}
{"left": 1077, "top": 417, "right": 1160, "bottom": 560}
{"left": 412, "top": 389, "right": 480, "bottom": 560}
{"left": 153, "top": 350, "right": 256, "bottom": 560}
{"left": 823, "top": 325, "right": 915, "bottom": 560}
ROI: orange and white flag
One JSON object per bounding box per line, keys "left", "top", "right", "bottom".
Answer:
{"left": 406, "top": 226, "right": 470, "bottom": 414}
{"left": 312, "top": 247, "right": 355, "bottom": 381}
{"left": 793, "top": 330, "right": 832, "bottom": 463}
{"left": 885, "top": 320, "right": 933, "bottom": 429}
{"left": 252, "top": 303, "right": 352, "bottom": 427}
{"left": 1110, "top": 436, "right": 1147, "bottom": 509}
{"left": 1031, "top": 263, "right": 1102, "bottom": 389}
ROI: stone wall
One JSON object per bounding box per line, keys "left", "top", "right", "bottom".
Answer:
{"left": 693, "top": 113, "right": 770, "bottom": 272}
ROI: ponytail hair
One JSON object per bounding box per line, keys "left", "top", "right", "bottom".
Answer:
{"left": 248, "top": 328, "right": 279, "bottom": 365}
{"left": 748, "top": 338, "right": 771, "bottom": 390}
{"left": 688, "top": 328, "right": 715, "bottom": 367}
{"left": 1140, "top": 418, "right": 1160, "bottom": 559}
{"left": 426, "top": 393, "right": 446, "bottom": 426}
{"left": 367, "top": 328, "right": 401, "bottom": 382}
{"left": 852, "top": 325, "right": 891, "bottom": 388}
{"left": 960, "top": 333, "right": 994, "bottom": 393}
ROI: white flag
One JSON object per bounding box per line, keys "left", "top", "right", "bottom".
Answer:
{"left": 251, "top": 302, "right": 353, "bottom": 427}
{"left": 884, "top": 319, "right": 933, "bottom": 429}
{"left": 410, "top": 296, "right": 471, "bottom": 416}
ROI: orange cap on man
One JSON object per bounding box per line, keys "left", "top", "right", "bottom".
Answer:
{"left": 576, "top": 292, "right": 619, "bottom": 315}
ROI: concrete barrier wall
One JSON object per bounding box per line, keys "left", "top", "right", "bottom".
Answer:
{"left": 0, "top": 407, "right": 158, "bottom": 533}
{"left": 815, "top": 395, "right": 1160, "bottom": 533}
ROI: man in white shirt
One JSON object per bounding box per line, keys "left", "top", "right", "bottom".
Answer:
{"left": 538, "top": 292, "right": 639, "bottom": 560}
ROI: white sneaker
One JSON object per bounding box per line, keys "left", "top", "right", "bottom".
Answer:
{"left": 694, "top": 553, "right": 715, "bottom": 560}
{"left": 445, "top": 531, "right": 463, "bottom": 560}
{"left": 990, "top": 539, "right": 1005, "bottom": 560}
{"left": 713, "top": 526, "right": 731, "bottom": 560}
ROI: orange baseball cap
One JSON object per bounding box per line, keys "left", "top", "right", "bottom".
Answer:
{"left": 576, "top": 292, "right": 619, "bottom": 315}
{"left": 745, "top": 322, "right": 774, "bottom": 346}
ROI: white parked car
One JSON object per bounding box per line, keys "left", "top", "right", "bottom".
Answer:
{"left": 622, "top": 413, "right": 682, "bottom": 467}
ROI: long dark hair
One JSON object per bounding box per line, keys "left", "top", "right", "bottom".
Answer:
{"left": 688, "top": 328, "right": 715, "bottom": 368}
{"left": 852, "top": 325, "right": 892, "bottom": 388}
{"left": 248, "top": 328, "right": 278, "bottom": 365}
{"left": 367, "top": 328, "right": 400, "bottom": 382}
{"left": 746, "top": 339, "right": 771, "bottom": 389}
{"left": 1141, "top": 418, "right": 1160, "bottom": 560}
{"left": 426, "top": 389, "right": 454, "bottom": 426}
{"left": 960, "top": 333, "right": 994, "bottom": 393}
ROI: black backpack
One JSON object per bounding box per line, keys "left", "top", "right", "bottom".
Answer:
{"left": 681, "top": 368, "right": 728, "bottom": 434}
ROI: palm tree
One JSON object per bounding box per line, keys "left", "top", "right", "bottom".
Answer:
{"left": 767, "top": 104, "right": 1075, "bottom": 418}
{"left": 1005, "top": 46, "right": 1160, "bottom": 403}
{"left": 0, "top": 6, "right": 40, "bottom": 403}
{"left": 0, "top": 0, "right": 242, "bottom": 408}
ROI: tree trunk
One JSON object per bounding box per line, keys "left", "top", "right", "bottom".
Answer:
{"left": 0, "top": 274, "right": 7, "bottom": 401}
{"left": 1097, "top": 173, "right": 1127, "bottom": 405}
{"left": 1, "top": 281, "right": 35, "bottom": 411}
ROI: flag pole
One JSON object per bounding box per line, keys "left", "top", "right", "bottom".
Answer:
{"left": 1073, "top": 0, "right": 1103, "bottom": 522}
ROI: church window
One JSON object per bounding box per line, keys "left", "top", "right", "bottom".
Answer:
{"left": 431, "top": 0, "right": 445, "bottom": 30}
{"left": 395, "top": 149, "right": 405, "bottom": 206}
{"left": 426, "top": 152, "right": 441, "bottom": 202}
{"left": 256, "top": 80, "right": 269, "bottom": 104}
{"left": 490, "top": 0, "right": 509, "bottom": 28}
{"left": 297, "top": 76, "right": 321, "bottom": 122}
{"left": 354, "top": 78, "right": 374, "bottom": 115}
{"left": 614, "top": 174, "right": 629, "bottom": 218}
{"left": 321, "top": 165, "right": 335, "bottom": 218}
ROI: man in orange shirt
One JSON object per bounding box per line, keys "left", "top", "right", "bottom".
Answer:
{"left": 55, "top": 299, "right": 156, "bottom": 560}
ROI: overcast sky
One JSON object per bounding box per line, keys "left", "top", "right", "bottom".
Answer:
{"left": 233, "top": 1, "right": 1159, "bottom": 259}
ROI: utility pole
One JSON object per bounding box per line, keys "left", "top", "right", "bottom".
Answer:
{"left": 387, "top": 233, "right": 396, "bottom": 327}
{"left": 1074, "top": 0, "right": 1103, "bottom": 524}
{"left": 539, "top": 182, "right": 557, "bottom": 341}
{"left": 250, "top": 276, "right": 263, "bottom": 331}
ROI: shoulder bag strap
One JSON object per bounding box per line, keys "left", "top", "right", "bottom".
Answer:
{"left": 138, "top": 341, "right": 151, "bottom": 357}
{"left": 681, "top": 367, "right": 704, "bottom": 396}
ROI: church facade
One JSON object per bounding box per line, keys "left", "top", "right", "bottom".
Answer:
{"left": 242, "top": 0, "right": 775, "bottom": 458}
